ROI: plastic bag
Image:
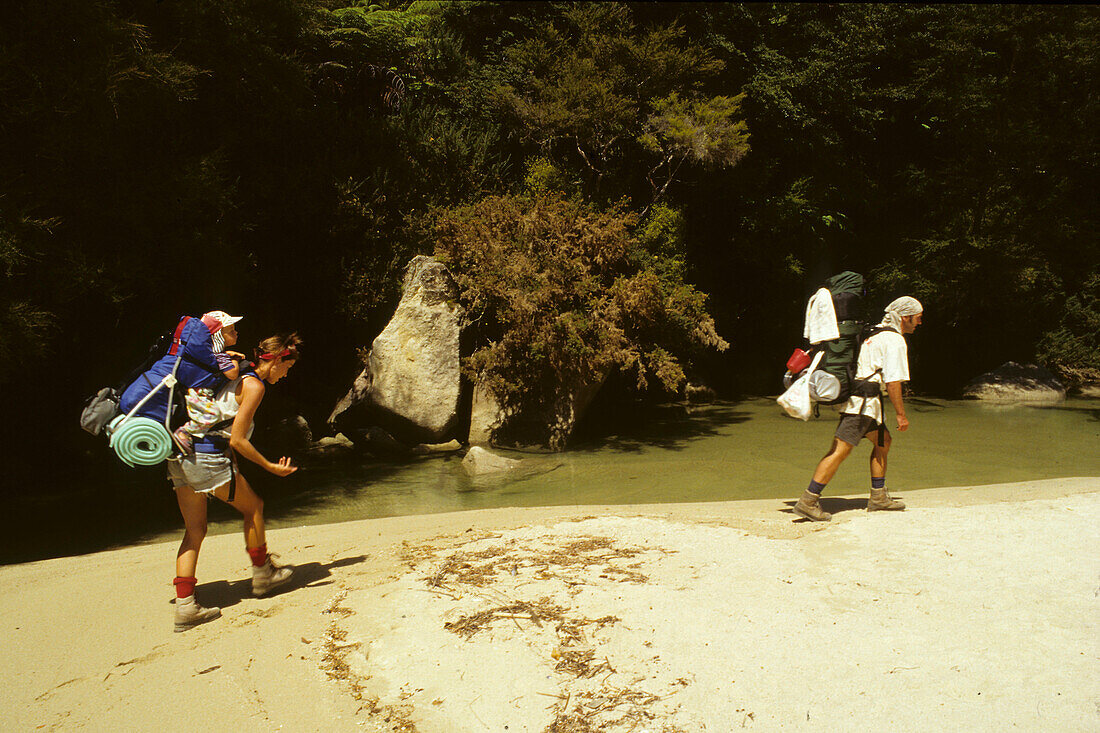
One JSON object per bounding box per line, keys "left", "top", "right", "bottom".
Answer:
{"left": 777, "top": 352, "right": 824, "bottom": 420}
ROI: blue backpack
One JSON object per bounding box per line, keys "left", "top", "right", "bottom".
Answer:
{"left": 118, "top": 315, "right": 225, "bottom": 426}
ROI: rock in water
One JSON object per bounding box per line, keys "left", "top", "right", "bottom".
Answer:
{"left": 412, "top": 439, "right": 463, "bottom": 455}
{"left": 963, "top": 362, "right": 1066, "bottom": 404}
{"left": 462, "top": 446, "right": 520, "bottom": 475}
{"left": 307, "top": 432, "right": 356, "bottom": 456}
{"left": 330, "top": 256, "right": 465, "bottom": 442}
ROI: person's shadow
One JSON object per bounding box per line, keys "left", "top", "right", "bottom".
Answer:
{"left": 183, "top": 554, "right": 368, "bottom": 609}
{"left": 782, "top": 496, "right": 867, "bottom": 521}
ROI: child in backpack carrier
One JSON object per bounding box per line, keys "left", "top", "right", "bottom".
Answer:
{"left": 173, "top": 310, "right": 245, "bottom": 454}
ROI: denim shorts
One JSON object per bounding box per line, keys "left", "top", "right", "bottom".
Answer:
{"left": 167, "top": 451, "right": 234, "bottom": 494}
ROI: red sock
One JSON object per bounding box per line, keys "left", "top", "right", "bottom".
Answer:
{"left": 174, "top": 576, "right": 197, "bottom": 599}
{"left": 247, "top": 544, "right": 268, "bottom": 567}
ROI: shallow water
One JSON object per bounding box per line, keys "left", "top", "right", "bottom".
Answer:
{"left": 9, "top": 397, "right": 1099, "bottom": 563}
{"left": 207, "top": 397, "right": 1100, "bottom": 535}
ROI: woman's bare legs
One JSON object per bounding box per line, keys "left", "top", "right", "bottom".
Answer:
{"left": 175, "top": 484, "right": 213, "bottom": 578}
{"left": 214, "top": 472, "right": 293, "bottom": 595}
{"left": 214, "top": 472, "right": 265, "bottom": 550}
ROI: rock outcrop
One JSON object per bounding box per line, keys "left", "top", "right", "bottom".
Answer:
{"left": 468, "top": 370, "right": 608, "bottom": 452}
{"left": 347, "top": 426, "right": 410, "bottom": 458}
{"left": 330, "top": 256, "right": 465, "bottom": 442}
{"left": 963, "top": 362, "right": 1066, "bottom": 404}
{"left": 261, "top": 415, "right": 313, "bottom": 455}
{"left": 307, "top": 432, "right": 356, "bottom": 457}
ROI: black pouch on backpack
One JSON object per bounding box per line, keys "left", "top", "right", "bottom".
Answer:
{"left": 80, "top": 387, "right": 122, "bottom": 436}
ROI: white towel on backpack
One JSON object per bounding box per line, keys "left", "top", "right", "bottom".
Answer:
{"left": 803, "top": 287, "right": 839, "bottom": 344}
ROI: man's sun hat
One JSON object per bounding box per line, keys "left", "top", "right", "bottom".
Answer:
{"left": 877, "top": 296, "right": 923, "bottom": 331}
{"left": 885, "top": 296, "right": 923, "bottom": 317}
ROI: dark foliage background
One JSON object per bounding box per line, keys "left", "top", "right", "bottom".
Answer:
{"left": 1, "top": 2, "right": 1096, "bottom": 494}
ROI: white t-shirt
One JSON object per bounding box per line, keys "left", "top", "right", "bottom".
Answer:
{"left": 841, "top": 329, "right": 909, "bottom": 421}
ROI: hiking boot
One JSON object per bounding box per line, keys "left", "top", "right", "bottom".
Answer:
{"left": 252, "top": 554, "right": 293, "bottom": 597}
{"left": 173, "top": 595, "right": 221, "bottom": 632}
{"left": 793, "top": 490, "right": 832, "bottom": 522}
{"left": 868, "top": 487, "right": 905, "bottom": 512}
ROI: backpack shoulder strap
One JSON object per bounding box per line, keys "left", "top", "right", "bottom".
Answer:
{"left": 865, "top": 326, "right": 899, "bottom": 339}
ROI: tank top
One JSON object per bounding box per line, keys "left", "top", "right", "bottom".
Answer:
{"left": 193, "top": 369, "right": 264, "bottom": 454}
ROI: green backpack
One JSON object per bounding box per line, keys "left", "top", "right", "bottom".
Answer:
{"left": 816, "top": 271, "right": 865, "bottom": 405}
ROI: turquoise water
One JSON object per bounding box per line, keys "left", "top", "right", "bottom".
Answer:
{"left": 9, "top": 397, "right": 1098, "bottom": 563}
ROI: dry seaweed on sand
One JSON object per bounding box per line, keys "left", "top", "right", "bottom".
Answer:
{"left": 422, "top": 544, "right": 516, "bottom": 588}
{"left": 420, "top": 534, "right": 655, "bottom": 590}
{"left": 544, "top": 712, "right": 598, "bottom": 733}
{"left": 443, "top": 598, "right": 566, "bottom": 639}
{"left": 399, "top": 531, "right": 505, "bottom": 566}
{"left": 554, "top": 647, "right": 613, "bottom": 678}
{"left": 545, "top": 687, "right": 678, "bottom": 733}
{"left": 540, "top": 537, "right": 643, "bottom": 568}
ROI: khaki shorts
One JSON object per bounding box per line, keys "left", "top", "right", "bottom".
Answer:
{"left": 167, "top": 451, "right": 234, "bottom": 494}
{"left": 835, "top": 413, "right": 883, "bottom": 446}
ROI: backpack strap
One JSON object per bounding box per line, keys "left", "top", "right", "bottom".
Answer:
{"left": 860, "top": 326, "right": 899, "bottom": 446}
{"left": 167, "top": 316, "right": 188, "bottom": 356}
{"left": 181, "top": 350, "right": 225, "bottom": 377}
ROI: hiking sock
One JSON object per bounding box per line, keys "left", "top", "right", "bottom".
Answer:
{"left": 247, "top": 544, "right": 268, "bottom": 568}
{"left": 807, "top": 480, "right": 826, "bottom": 495}
{"left": 871, "top": 477, "right": 886, "bottom": 490}
{"left": 174, "top": 576, "right": 197, "bottom": 599}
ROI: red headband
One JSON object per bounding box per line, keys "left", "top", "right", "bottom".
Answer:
{"left": 258, "top": 348, "right": 293, "bottom": 361}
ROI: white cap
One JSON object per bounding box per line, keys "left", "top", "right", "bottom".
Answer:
{"left": 203, "top": 310, "right": 242, "bottom": 329}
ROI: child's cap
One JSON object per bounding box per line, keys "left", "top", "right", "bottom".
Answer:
{"left": 201, "top": 310, "right": 243, "bottom": 332}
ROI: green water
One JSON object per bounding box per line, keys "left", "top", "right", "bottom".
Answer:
{"left": 220, "top": 396, "right": 1100, "bottom": 533}
{"left": 9, "top": 397, "right": 1099, "bottom": 564}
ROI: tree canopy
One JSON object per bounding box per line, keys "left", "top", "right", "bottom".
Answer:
{"left": 1, "top": 2, "right": 1097, "bottom": 481}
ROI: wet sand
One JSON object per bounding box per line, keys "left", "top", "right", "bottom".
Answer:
{"left": 3, "top": 477, "right": 1097, "bottom": 732}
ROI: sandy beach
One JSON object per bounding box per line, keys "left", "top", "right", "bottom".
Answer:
{"left": 3, "top": 477, "right": 1097, "bottom": 732}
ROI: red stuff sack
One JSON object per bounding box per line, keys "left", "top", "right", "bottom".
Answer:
{"left": 786, "top": 348, "right": 812, "bottom": 374}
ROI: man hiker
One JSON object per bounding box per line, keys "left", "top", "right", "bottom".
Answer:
{"left": 793, "top": 296, "right": 924, "bottom": 522}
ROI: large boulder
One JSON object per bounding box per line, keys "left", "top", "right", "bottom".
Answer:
{"left": 468, "top": 369, "right": 608, "bottom": 451}
{"left": 329, "top": 256, "right": 465, "bottom": 442}
{"left": 963, "top": 362, "right": 1066, "bottom": 404}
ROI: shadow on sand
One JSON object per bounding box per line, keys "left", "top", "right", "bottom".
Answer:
{"left": 780, "top": 496, "right": 869, "bottom": 522}
{"left": 185, "top": 554, "right": 369, "bottom": 610}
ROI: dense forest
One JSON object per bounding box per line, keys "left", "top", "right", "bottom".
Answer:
{"left": 2, "top": 2, "right": 1097, "bottom": 488}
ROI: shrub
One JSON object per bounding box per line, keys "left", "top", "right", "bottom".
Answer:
{"left": 433, "top": 193, "right": 727, "bottom": 420}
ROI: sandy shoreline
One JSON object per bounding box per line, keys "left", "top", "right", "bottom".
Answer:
{"left": 3, "top": 477, "right": 1097, "bottom": 732}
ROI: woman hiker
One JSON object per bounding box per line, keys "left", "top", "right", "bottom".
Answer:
{"left": 170, "top": 332, "right": 303, "bottom": 631}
